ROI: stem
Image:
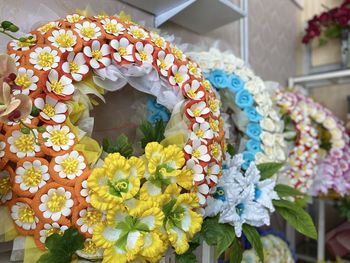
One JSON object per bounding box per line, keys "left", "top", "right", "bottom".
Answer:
{"left": 19, "top": 120, "right": 39, "bottom": 144}
{"left": 0, "top": 29, "right": 20, "bottom": 41}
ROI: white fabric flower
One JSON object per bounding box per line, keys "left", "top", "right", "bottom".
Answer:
{"left": 187, "top": 61, "right": 202, "bottom": 78}
{"left": 79, "top": 179, "right": 91, "bottom": 204}
{"left": 53, "top": 151, "right": 86, "bottom": 180}
{"left": 134, "top": 42, "right": 154, "bottom": 65}
{"left": 110, "top": 37, "right": 134, "bottom": 62}
{"left": 9, "top": 34, "right": 36, "bottom": 51}
{"left": 48, "top": 29, "right": 77, "bottom": 53}
{"left": 183, "top": 79, "right": 205, "bottom": 100}
{"left": 8, "top": 129, "right": 40, "bottom": 158}
{"left": 204, "top": 162, "right": 221, "bottom": 184}
{"left": 43, "top": 125, "right": 75, "bottom": 152}
{"left": 76, "top": 207, "right": 105, "bottom": 235}
{"left": 186, "top": 101, "right": 210, "bottom": 123}
{"left": 74, "top": 21, "right": 101, "bottom": 41}
{"left": 29, "top": 46, "right": 60, "bottom": 71}
{"left": 46, "top": 69, "right": 75, "bottom": 97}
{"left": 11, "top": 201, "right": 39, "bottom": 230}
{"left": 184, "top": 139, "right": 211, "bottom": 163}
{"left": 34, "top": 95, "right": 67, "bottom": 123}
{"left": 169, "top": 65, "right": 189, "bottom": 86}
{"left": 83, "top": 40, "right": 111, "bottom": 69}
{"left": 66, "top": 14, "right": 85, "bottom": 23}
{"left": 10, "top": 54, "right": 20, "bottom": 67}
{"left": 13, "top": 68, "right": 39, "bottom": 95}
{"left": 37, "top": 21, "right": 60, "bottom": 34}
{"left": 127, "top": 25, "right": 149, "bottom": 40}
{"left": 196, "top": 183, "right": 210, "bottom": 205}
{"left": 39, "top": 222, "right": 69, "bottom": 244}
{"left": 101, "top": 18, "right": 125, "bottom": 36}
{"left": 190, "top": 121, "right": 214, "bottom": 143}
{"left": 156, "top": 50, "right": 174, "bottom": 77}
{"left": 0, "top": 141, "right": 5, "bottom": 158}
{"left": 186, "top": 159, "right": 205, "bottom": 183}
{"left": 150, "top": 32, "right": 166, "bottom": 49}
{"left": 62, "top": 52, "right": 89, "bottom": 81}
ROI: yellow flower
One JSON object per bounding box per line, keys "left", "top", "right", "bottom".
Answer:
{"left": 128, "top": 157, "right": 145, "bottom": 178}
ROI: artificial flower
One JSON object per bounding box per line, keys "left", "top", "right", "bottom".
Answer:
{"left": 84, "top": 40, "right": 111, "bottom": 69}
{"left": 0, "top": 167, "right": 13, "bottom": 203}
{"left": 10, "top": 199, "right": 39, "bottom": 232}
{"left": 46, "top": 69, "right": 75, "bottom": 98}
{"left": 134, "top": 42, "right": 154, "bottom": 65}
{"left": 13, "top": 67, "right": 39, "bottom": 95}
{"left": 110, "top": 37, "right": 134, "bottom": 62}
{"left": 37, "top": 21, "right": 60, "bottom": 34}
{"left": 34, "top": 95, "right": 68, "bottom": 123}
{"left": 8, "top": 34, "right": 36, "bottom": 51}
{"left": 7, "top": 128, "right": 40, "bottom": 158}
{"left": 53, "top": 150, "right": 86, "bottom": 180}
{"left": 190, "top": 121, "right": 214, "bottom": 143}
{"left": 66, "top": 14, "right": 85, "bottom": 23}
{"left": 208, "top": 69, "right": 228, "bottom": 89}
{"left": 42, "top": 125, "right": 76, "bottom": 152}
{"left": 101, "top": 18, "right": 125, "bottom": 36}
{"left": 62, "top": 52, "right": 89, "bottom": 81}
{"left": 169, "top": 65, "right": 190, "bottom": 87}
{"left": 9, "top": 53, "right": 20, "bottom": 67}
{"left": 29, "top": 46, "right": 60, "bottom": 71}
{"left": 128, "top": 25, "right": 149, "bottom": 40}
{"left": 227, "top": 74, "right": 244, "bottom": 93}
{"left": 184, "top": 139, "right": 211, "bottom": 163}
{"left": 74, "top": 21, "right": 101, "bottom": 41}
{"left": 36, "top": 222, "right": 69, "bottom": 249}
{"left": 183, "top": 79, "right": 205, "bottom": 100}
{"left": 186, "top": 101, "right": 210, "bottom": 123}
{"left": 156, "top": 50, "right": 174, "bottom": 77}
{"left": 48, "top": 29, "right": 77, "bottom": 53}
{"left": 75, "top": 206, "right": 105, "bottom": 236}
{"left": 170, "top": 44, "right": 187, "bottom": 61}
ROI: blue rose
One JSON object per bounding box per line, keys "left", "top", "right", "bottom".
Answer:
{"left": 246, "top": 122, "right": 262, "bottom": 140}
{"left": 209, "top": 69, "right": 228, "bottom": 89}
{"left": 227, "top": 74, "right": 244, "bottom": 93}
{"left": 246, "top": 139, "right": 261, "bottom": 154}
{"left": 235, "top": 89, "right": 253, "bottom": 109}
{"left": 244, "top": 106, "right": 262, "bottom": 122}
{"left": 147, "top": 98, "right": 170, "bottom": 125}
{"left": 242, "top": 151, "right": 256, "bottom": 170}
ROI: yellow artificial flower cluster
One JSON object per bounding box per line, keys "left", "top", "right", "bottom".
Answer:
{"left": 87, "top": 142, "right": 203, "bottom": 262}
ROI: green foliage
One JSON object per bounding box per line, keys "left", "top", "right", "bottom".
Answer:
{"left": 242, "top": 224, "right": 264, "bottom": 263}
{"left": 273, "top": 199, "right": 317, "bottom": 239}
{"left": 31, "top": 105, "right": 40, "bottom": 117}
{"left": 37, "top": 228, "right": 85, "bottom": 263}
{"left": 20, "top": 127, "right": 31, "bottom": 134}
{"left": 336, "top": 197, "right": 350, "bottom": 221}
{"left": 275, "top": 184, "right": 305, "bottom": 198}
{"left": 139, "top": 120, "right": 165, "bottom": 149}
{"left": 227, "top": 144, "right": 236, "bottom": 158}
{"left": 318, "top": 24, "right": 342, "bottom": 46}
{"left": 37, "top": 126, "right": 46, "bottom": 133}
{"left": 102, "top": 134, "right": 133, "bottom": 158}
{"left": 230, "top": 237, "right": 243, "bottom": 263}
{"left": 1, "top": 20, "right": 19, "bottom": 32}
{"left": 257, "top": 162, "right": 284, "bottom": 180}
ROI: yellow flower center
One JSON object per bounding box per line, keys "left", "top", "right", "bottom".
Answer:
{"left": 69, "top": 62, "right": 79, "bottom": 73}
{"left": 118, "top": 47, "right": 127, "bottom": 56}
{"left": 91, "top": 50, "right": 102, "bottom": 60}
{"left": 174, "top": 73, "right": 184, "bottom": 84}
{"left": 153, "top": 36, "right": 165, "bottom": 47}
{"left": 187, "top": 88, "right": 196, "bottom": 98}
{"left": 192, "top": 108, "right": 201, "bottom": 117}
{"left": 209, "top": 119, "right": 218, "bottom": 132}
{"left": 83, "top": 240, "right": 98, "bottom": 254}
{"left": 207, "top": 167, "right": 212, "bottom": 175}
{"left": 188, "top": 64, "right": 198, "bottom": 75}
{"left": 158, "top": 59, "right": 167, "bottom": 70}
{"left": 15, "top": 74, "right": 32, "bottom": 89}
{"left": 18, "top": 206, "right": 35, "bottom": 223}
{"left": 105, "top": 22, "right": 118, "bottom": 33}
{"left": 37, "top": 52, "right": 54, "bottom": 68}
{"left": 209, "top": 99, "right": 218, "bottom": 113}
{"left": 17, "top": 39, "right": 35, "bottom": 48}
{"left": 61, "top": 157, "right": 79, "bottom": 175}
{"left": 14, "top": 134, "right": 35, "bottom": 152}
{"left": 43, "top": 104, "right": 56, "bottom": 117}
{"left": 80, "top": 26, "right": 96, "bottom": 38}
{"left": 23, "top": 167, "right": 42, "bottom": 186}
{"left": 50, "top": 80, "right": 64, "bottom": 94}
{"left": 46, "top": 228, "right": 63, "bottom": 237}
{"left": 195, "top": 129, "right": 204, "bottom": 138}
{"left": 0, "top": 177, "right": 11, "bottom": 195}
{"left": 139, "top": 50, "right": 148, "bottom": 61}
{"left": 39, "top": 23, "right": 56, "bottom": 34}
{"left": 83, "top": 210, "right": 102, "bottom": 226}
{"left": 211, "top": 144, "right": 220, "bottom": 159}
{"left": 171, "top": 47, "right": 183, "bottom": 60}
{"left": 131, "top": 28, "right": 145, "bottom": 39}
{"left": 69, "top": 14, "right": 83, "bottom": 23}
{"left": 192, "top": 149, "right": 201, "bottom": 158}
{"left": 202, "top": 80, "right": 211, "bottom": 91}
{"left": 55, "top": 33, "right": 75, "bottom": 48}
{"left": 50, "top": 130, "right": 69, "bottom": 146}
{"left": 47, "top": 192, "right": 66, "bottom": 212}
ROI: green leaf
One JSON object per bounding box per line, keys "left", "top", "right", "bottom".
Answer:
{"left": 8, "top": 24, "right": 19, "bottom": 32}
{"left": 227, "top": 144, "right": 236, "bottom": 158}
{"left": 31, "top": 105, "right": 40, "bottom": 117}
{"left": 273, "top": 199, "right": 317, "bottom": 239}
{"left": 1, "top": 21, "right": 14, "bottom": 30}
{"left": 201, "top": 216, "right": 222, "bottom": 246}
{"left": 242, "top": 224, "right": 264, "bottom": 263}
{"left": 21, "top": 127, "right": 31, "bottom": 134}
{"left": 257, "top": 162, "right": 284, "bottom": 180}
{"left": 139, "top": 120, "right": 165, "bottom": 149}
{"left": 37, "top": 228, "right": 85, "bottom": 263}
{"left": 216, "top": 223, "right": 236, "bottom": 258}
{"left": 274, "top": 184, "right": 305, "bottom": 198}
{"left": 37, "top": 126, "right": 46, "bottom": 133}
{"left": 102, "top": 134, "right": 133, "bottom": 157}
{"left": 229, "top": 237, "right": 243, "bottom": 263}
{"left": 176, "top": 252, "right": 197, "bottom": 263}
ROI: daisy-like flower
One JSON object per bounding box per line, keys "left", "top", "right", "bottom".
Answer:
{"left": 75, "top": 175, "right": 91, "bottom": 205}
{"left": 184, "top": 139, "right": 211, "bottom": 163}
{"left": 156, "top": 50, "right": 174, "bottom": 77}
{"left": 36, "top": 222, "right": 69, "bottom": 248}
{"left": 9, "top": 34, "right": 36, "bottom": 51}
{"left": 186, "top": 101, "right": 210, "bottom": 123}
{"left": 204, "top": 162, "right": 221, "bottom": 185}
{"left": 53, "top": 151, "right": 86, "bottom": 180}
{"left": 100, "top": 18, "right": 125, "bottom": 36}
{"left": 62, "top": 52, "right": 89, "bottom": 81}
{"left": 183, "top": 79, "right": 205, "bottom": 100}
{"left": 169, "top": 64, "right": 190, "bottom": 87}
{"left": 208, "top": 97, "right": 221, "bottom": 117}
{"left": 134, "top": 42, "right": 154, "bottom": 65}
{"left": 186, "top": 61, "right": 202, "bottom": 79}
{"left": 0, "top": 168, "right": 13, "bottom": 203}
{"left": 186, "top": 159, "right": 205, "bottom": 184}
{"left": 76, "top": 238, "right": 104, "bottom": 260}
{"left": 170, "top": 44, "right": 187, "bottom": 61}
{"left": 190, "top": 122, "right": 213, "bottom": 143}
{"left": 110, "top": 37, "right": 134, "bottom": 62}
{"left": 75, "top": 206, "right": 105, "bottom": 236}
{"left": 42, "top": 125, "right": 75, "bottom": 152}
{"left": 15, "top": 158, "right": 50, "bottom": 195}
{"left": 29, "top": 46, "right": 60, "bottom": 71}
{"left": 210, "top": 142, "right": 222, "bottom": 162}
{"left": 7, "top": 129, "right": 41, "bottom": 158}
{"left": 37, "top": 21, "right": 60, "bottom": 35}
{"left": 10, "top": 54, "right": 20, "bottom": 67}
{"left": 37, "top": 185, "right": 74, "bottom": 221}
{"left": 46, "top": 69, "right": 75, "bottom": 98}
{"left": 74, "top": 21, "right": 101, "bottom": 41}
{"left": 66, "top": 14, "right": 85, "bottom": 23}
{"left": 196, "top": 182, "right": 210, "bottom": 205}
{"left": 13, "top": 68, "right": 39, "bottom": 95}
{"left": 127, "top": 25, "right": 149, "bottom": 40}
{"left": 11, "top": 199, "right": 39, "bottom": 232}
{"left": 150, "top": 32, "right": 166, "bottom": 49}
{"left": 209, "top": 118, "right": 220, "bottom": 137}
{"left": 34, "top": 96, "right": 68, "bottom": 123}
{"left": 48, "top": 29, "right": 77, "bottom": 53}
{"left": 83, "top": 40, "right": 111, "bottom": 69}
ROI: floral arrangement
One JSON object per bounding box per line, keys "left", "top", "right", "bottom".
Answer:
{"left": 302, "top": 0, "right": 350, "bottom": 45}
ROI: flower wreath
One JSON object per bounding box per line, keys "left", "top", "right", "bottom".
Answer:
{"left": 0, "top": 12, "right": 226, "bottom": 261}
{"left": 187, "top": 48, "right": 286, "bottom": 169}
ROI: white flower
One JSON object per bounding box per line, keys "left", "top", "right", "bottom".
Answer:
{"left": 39, "top": 187, "right": 74, "bottom": 221}
{"left": 196, "top": 183, "right": 210, "bottom": 205}
{"left": 210, "top": 142, "right": 222, "bottom": 162}
{"left": 156, "top": 50, "right": 174, "bottom": 77}
{"left": 66, "top": 14, "right": 85, "bottom": 23}
{"left": 260, "top": 118, "right": 276, "bottom": 132}
{"left": 76, "top": 207, "right": 105, "bottom": 235}
{"left": 53, "top": 151, "right": 86, "bottom": 180}
{"left": 11, "top": 201, "right": 39, "bottom": 230}
{"left": 29, "top": 46, "right": 60, "bottom": 71}
{"left": 170, "top": 44, "right": 186, "bottom": 61}
{"left": 74, "top": 21, "right": 101, "bottom": 41}
{"left": 204, "top": 162, "right": 221, "bottom": 184}
{"left": 110, "top": 37, "right": 134, "bottom": 62}
{"left": 13, "top": 68, "right": 39, "bottom": 95}
{"left": 34, "top": 96, "right": 67, "bottom": 123}
{"left": 5, "top": 115, "right": 34, "bottom": 127}
{"left": 323, "top": 116, "right": 337, "bottom": 130}
{"left": 186, "top": 159, "right": 205, "bottom": 183}
{"left": 46, "top": 69, "right": 75, "bottom": 97}
{"left": 128, "top": 25, "right": 149, "bottom": 40}
{"left": 9, "top": 34, "right": 36, "bottom": 51}
{"left": 187, "top": 61, "right": 202, "bottom": 78}
{"left": 39, "top": 222, "right": 69, "bottom": 244}
{"left": 183, "top": 79, "right": 205, "bottom": 100}
{"left": 169, "top": 65, "right": 189, "bottom": 86}
{"left": 313, "top": 110, "right": 326, "bottom": 123}
{"left": 83, "top": 40, "right": 111, "bottom": 69}
{"left": 0, "top": 169, "right": 12, "bottom": 203}
{"left": 79, "top": 178, "right": 91, "bottom": 204}
{"left": 62, "top": 52, "right": 89, "bottom": 81}
{"left": 15, "top": 159, "right": 50, "bottom": 194}
{"left": 0, "top": 140, "right": 5, "bottom": 158}
{"left": 208, "top": 97, "right": 220, "bottom": 117}
{"left": 101, "top": 18, "right": 125, "bottom": 36}
{"left": 190, "top": 121, "right": 213, "bottom": 143}
{"left": 37, "top": 21, "right": 60, "bottom": 34}
{"left": 184, "top": 139, "right": 211, "bottom": 163}
{"left": 48, "top": 29, "right": 77, "bottom": 53}
{"left": 186, "top": 101, "right": 210, "bottom": 123}
{"left": 134, "top": 42, "right": 154, "bottom": 65}
{"left": 209, "top": 118, "right": 220, "bottom": 137}
{"left": 150, "top": 32, "right": 166, "bottom": 49}
{"left": 43, "top": 125, "right": 75, "bottom": 152}
{"left": 10, "top": 54, "right": 20, "bottom": 67}
{"left": 8, "top": 129, "right": 40, "bottom": 158}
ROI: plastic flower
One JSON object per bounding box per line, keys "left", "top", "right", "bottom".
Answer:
{"left": 170, "top": 44, "right": 186, "bottom": 61}
{"left": 128, "top": 25, "right": 149, "bottom": 40}
{"left": 74, "top": 21, "right": 101, "bottom": 41}
{"left": 48, "top": 29, "right": 77, "bottom": 53}
{"left": 66, "top": 14, "right": 85, "bottom": 23}
{"left": 9, "top": 34, "right": 36, "bottom": 51}
{"left": 75, "top": 206, "right": 105, "bottom": 236}
{"left": 209, "top": 118, "right": 220, "bottom": 137}
{"left": 208, "top": 69, "right": 228, "bottom": 89}
{"left": 7, "top": 128, "right": 40, "bottom": 158}
{"left": 10, "top": 53, "right": 20, "bottom": 67}
{"left": 0, "top": 167, "right": 13, "bottom": 203}
{"left": 42, "top": 125, "right": 76, "bottom": 152}
{"left": 134, "top": 42, "right": 154, "bottom": 65}
{"left": 186, "top": 101, "right": 210, "bottom": 123}
{"left": 37, "top": 21, "right": 60, "bottom": 34}
{"left": 186, "top": 159, "right": 204, "bottom": 184}
{"left": 29, "top": 46, "right": 60, "bottom": 71}
{"left": 83, "top": 40, "right": 111, "bottom": 69}
{"left": 235, "top": 89, "right": 254, "bottom": 108}
{"left": 13, "top": 68, "right": 39, "bottom": 95}
{"left": 46, "top": 69, "right": 75, "bottom": 98}
{"left": 62, "top": 52, "right": 89, "bottom": 81}
{"left": 169, "top": 65, "right": 190, "bottom": 86}
{"left": 187, "top": 61, "right": 202, "bottom": 79}
{"left": 204, "top": 162, "right": 221, "bottom": 185}
{"left": 76, "top": 238, "right": 104, "bottom": 260}
{"left": 184, "top": 139, "right": 211, "bottom": 163}
{"left": 36, "top": 222, "right": 69, "bottom": 248}
{"left": 10, "top": 199, "right": 39, "bottom": 232}
{"left": 101, "top": 18, "right": 125, "bottom": 36}
{"left": 156, "top": 50, "right": 174, "bottom": 77}
{"left": 190, "top": 122, "right": 213, "bottom": 143}
{"left": 110, "top": 37, "right": 134, "bottom": 62}
{"left": 183, "top": 79, "right": 205, "bottom": 100}
{"left": 34, "top": 95, "right": 68, "bottom": 123}
{"left": 53, "top": 151, "right": 86, "bottom": 180}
